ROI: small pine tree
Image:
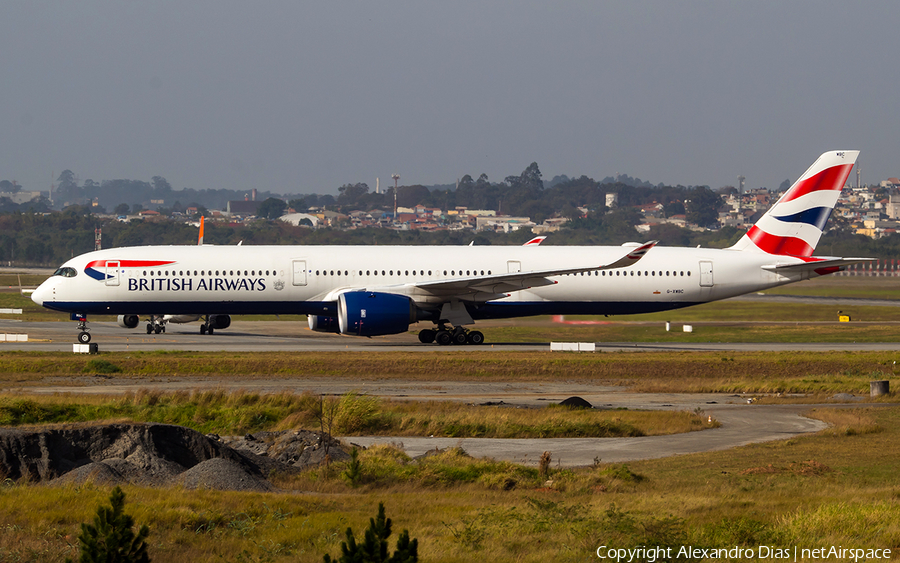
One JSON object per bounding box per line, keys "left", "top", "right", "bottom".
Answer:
{"left": 67, "top": 486, "right": 151, "bottom": 563}
{"left": 323, "top": 502, "right": 418, "bottom": 563}
{"left": 341, "top": 447, "right": 362, "bottom": 486}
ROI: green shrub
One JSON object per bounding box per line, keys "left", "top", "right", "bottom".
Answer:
{"left": 67, "top": 486, "right": 150, "bottom": 563}
{"left": 334, "top": 392, "right": 382, "bottom": 433}
{"left": 323, "top": 502, "right": 417, "bottom": 563}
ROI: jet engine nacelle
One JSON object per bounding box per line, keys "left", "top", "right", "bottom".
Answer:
{"left": 163, "top": 314, "right": 201, "bottom": 324}
{"left": 117, "top": 314, "right": 140, "bottom": 329}
{"left": 209, "top": 314, "right": 231, "bottom": 330}
{"left": 308, "top": 315, "right": 340, "bottom": 333}
{"left": 338, "top": 292, "right": 416, "bottom": 337}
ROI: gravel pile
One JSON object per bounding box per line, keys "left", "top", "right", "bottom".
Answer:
{"left": 176, "top": 458, "right": 273, "bottom": 492}
{"left": 0, "top": 423, "right": 348, "bottom": 491}
{"left": 217, "top": 429, "right": 350, "bottom": 468}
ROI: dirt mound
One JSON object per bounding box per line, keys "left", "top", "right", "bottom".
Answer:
{"left": 217, "top": 430, "right": 350, "bottom": 468}
{"left": 53, "top": 461, "right": 125, "bottom": 486}
{"left": 176, "top": 458, "right": 273, "bottom": 492}
{"left": 559, "top": 396, "right": 593, "bottom": 409}
{"left": 0, "top": 423, "right": 347, "bottom": 491}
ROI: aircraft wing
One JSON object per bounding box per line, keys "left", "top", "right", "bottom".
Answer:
{"left": 762, "top": 256, "right": 875, "bottom": 275}
{"left": 408, "top": 240, "right": 658, "bottom": 297}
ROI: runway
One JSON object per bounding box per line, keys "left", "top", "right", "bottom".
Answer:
{"left": 3, "top": 319, "right": 900, "bottom": 352}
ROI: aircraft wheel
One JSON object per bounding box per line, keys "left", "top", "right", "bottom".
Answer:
{"left": 154, "top": 325, "right": 162, "bottom": 334}
{"left": 208, "top": 326, "right": 215, "bottom": 335}
{"left": 435, "top": 331, "right": 452, "bottom": 346}
{"left": 418, "top": 329, "right": 436, "bottom": 344}
{"left": 200, "top": 325, "right": 207, "bottom": 335}
{"left": 161, "top": 326, "right": 166, "bottom": 333}
{"left": 452, "top": 331, "right": 468, "bottom": 345}
{"left": 146, "top": 324, "right": 153, "bottom": 334}
{"left": 467, "top": 331, "right": 485, "bottom": 345}
{"left": 77, "top": 331, "right": 91, "bottom": 344}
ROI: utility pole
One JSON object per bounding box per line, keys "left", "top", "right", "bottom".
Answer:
{"left": 392, "top": 173, "right": 400, "bottom": 220}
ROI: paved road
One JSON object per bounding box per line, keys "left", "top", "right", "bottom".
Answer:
{"left": 345, "top": 404, "right": 828, "bottom": 467}
{"left": 3, "top": 319, "right": 900, "bottom": 352}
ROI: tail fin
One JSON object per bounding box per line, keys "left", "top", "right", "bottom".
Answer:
{"left": 729, "top": 150, "right": 858, "bottom": 256}
{"left": 198, "top": 216, "right": 205, "bottom": 246}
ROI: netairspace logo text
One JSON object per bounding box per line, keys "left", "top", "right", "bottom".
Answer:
{"left": 596, "top": 545, "right": 892, "bottom": 562}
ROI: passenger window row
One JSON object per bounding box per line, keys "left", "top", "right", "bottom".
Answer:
{"left": 308, "top": 269, "right": 690, "bottom": 278}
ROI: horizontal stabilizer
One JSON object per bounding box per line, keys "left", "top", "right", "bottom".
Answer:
{"left": 762, "top": 256, "right": 875, "bottom": 275}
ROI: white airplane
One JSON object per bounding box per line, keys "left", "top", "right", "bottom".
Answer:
{"left": 33, "top": 151, "right": 869, "bottom": 346}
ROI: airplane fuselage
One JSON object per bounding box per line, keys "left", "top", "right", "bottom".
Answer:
{"left": 33, "top": 243, "right": 807, "bottom": 321}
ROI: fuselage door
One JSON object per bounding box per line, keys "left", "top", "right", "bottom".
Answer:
{"left": 292, "top": 260, "right": 308, "bottom": 286}
{"left": 507, "top": 260, "right": 521, "bottom": 273}
{"left": 105, "top": 261, "right": 120, "bottom": 286}
{"left": 699, "top": 261, "right": 714, "bottom": 287}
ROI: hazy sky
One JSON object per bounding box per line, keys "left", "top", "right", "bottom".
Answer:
{"left": 3, "top": 1, "right": 898, "bottom": 197}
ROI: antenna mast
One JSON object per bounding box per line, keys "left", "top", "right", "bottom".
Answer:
{"left": 392, "top": 173, "right": 400, "bottom": 220}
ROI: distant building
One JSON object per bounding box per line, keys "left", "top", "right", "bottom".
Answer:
{"left": 476, "top": 216, "right": 534, "bottom": 232}
{"left": 279, "top": 213, "right": 320, "bottom": 227}
{"left": 887, "top": 195, "right": 900, "bottom": 220}
{"left": 226, "top": 200, "right": 262, "bottom": 216}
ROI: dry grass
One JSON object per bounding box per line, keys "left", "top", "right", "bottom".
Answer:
{"left": 0, "top": 390, "right": 717, "bottom": 438}
{"left": 2, "top": 406, "right": 899, "bottom": 562}
{"left": 0, "top": 350, "right": 897, "bottom": 395}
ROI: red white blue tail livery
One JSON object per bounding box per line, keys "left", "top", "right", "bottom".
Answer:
{"left": 730, "top": 150, "right": 858, "bottom": 256}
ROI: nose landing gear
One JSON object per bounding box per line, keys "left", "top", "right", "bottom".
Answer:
{"left": 72, "top": 313, "right": 91, "bottom": 343}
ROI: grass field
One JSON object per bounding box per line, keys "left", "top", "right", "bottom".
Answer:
{"left": 1, "top": 350, "right": 896, "bottom": 395}
{"left": 0, "top": 405, "right": 896, "bottom": 562}
{"left": 0, "top": 390, "right": 717, "bottom": 438}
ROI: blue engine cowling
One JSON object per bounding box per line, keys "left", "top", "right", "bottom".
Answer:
{"left": 308, "top": 315, "right": 340, "bottom": 333}
{"left": 338, "top": 292, "right": 416, "bottom": 336}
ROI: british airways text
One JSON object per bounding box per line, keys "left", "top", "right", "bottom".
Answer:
{"left": 127, "top": 277, "right": 267, "bottom": 292}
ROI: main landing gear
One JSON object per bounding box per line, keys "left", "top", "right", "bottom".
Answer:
{"left": 146, "top": 315, "right": 166, "bottom": 334}
{"left": 418, "top": 325, "right": 484, "bottom": 346}
{"left": 199, "top": 315, "right": 215, "bottom": 335}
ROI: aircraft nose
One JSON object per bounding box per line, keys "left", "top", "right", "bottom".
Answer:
{"left": 31, "top": 282, "right": 48, "bottom": 306}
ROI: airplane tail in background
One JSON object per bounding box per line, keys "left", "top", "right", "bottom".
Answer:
{"left": 729, "top": 150, "right": 859, "bottom": 256}
{"left": 198, "top": 216, "right": 205, "bottom": 246}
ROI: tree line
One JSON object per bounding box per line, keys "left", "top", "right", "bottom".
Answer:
{"left": 3, "top": 207, "right": 900, "bottom": 267}
{"left": 2, "top": 162, "right": 725, "bottom": 227}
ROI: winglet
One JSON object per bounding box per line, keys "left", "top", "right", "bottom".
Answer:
{"left": 601, "top": 240, "right": 658, "bottom": 269}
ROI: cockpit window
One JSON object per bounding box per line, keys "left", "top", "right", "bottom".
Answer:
{"left": 53, "top": 267, "right": 77, "bottom": 278}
